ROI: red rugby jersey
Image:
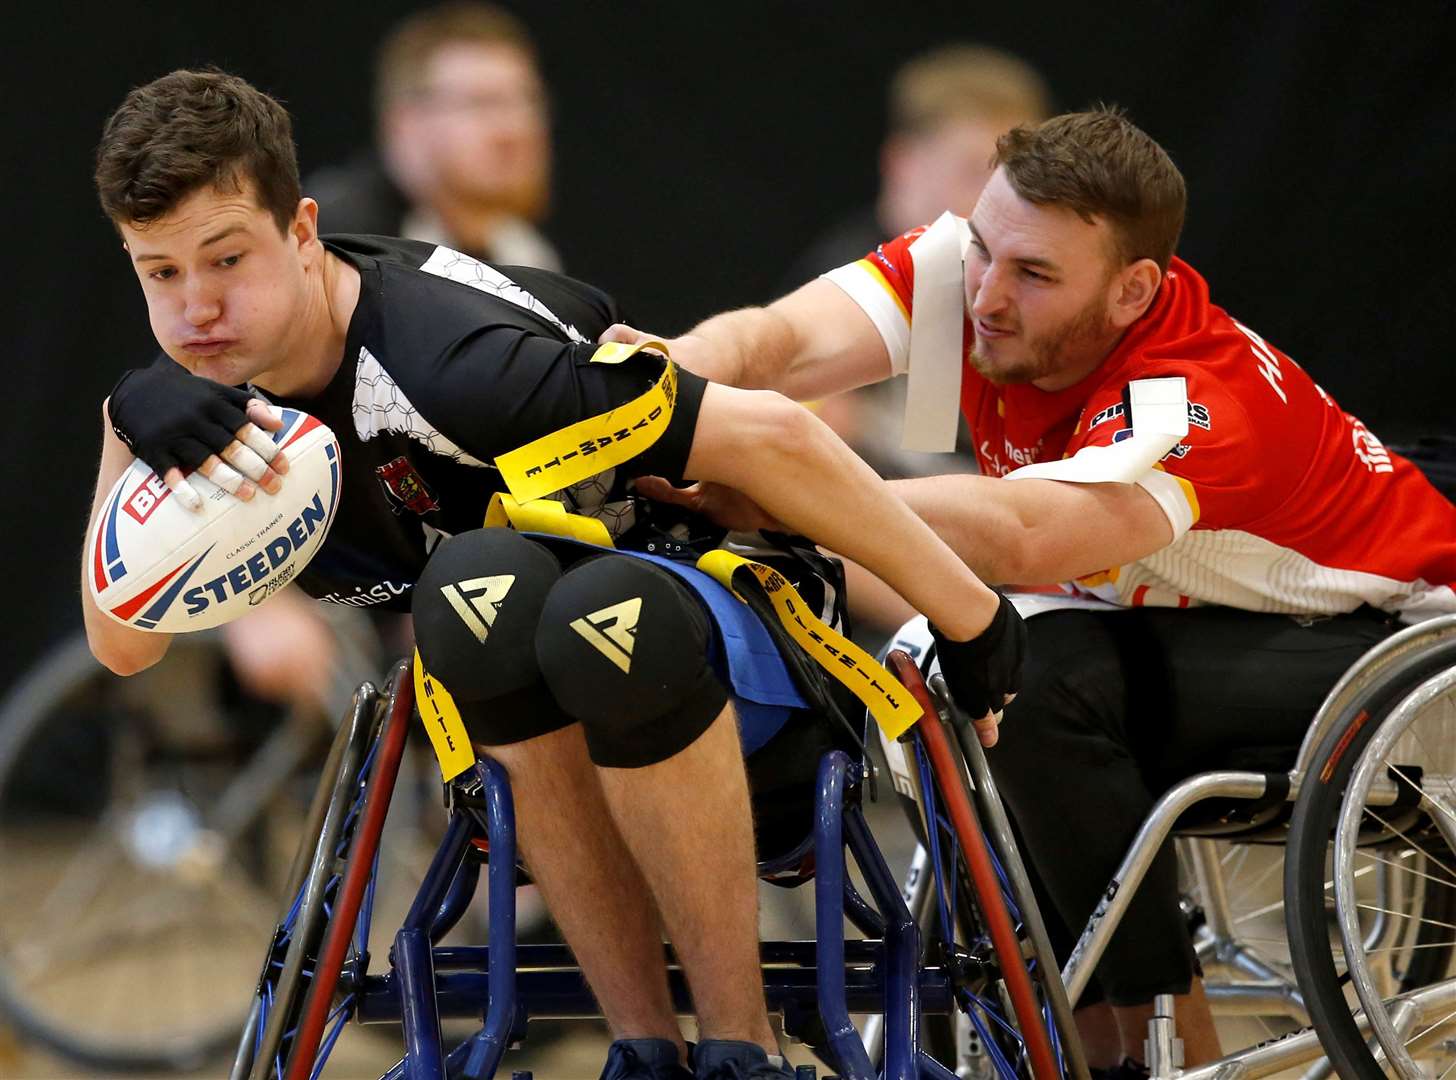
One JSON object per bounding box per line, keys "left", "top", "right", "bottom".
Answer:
{"left": 824, "top": 223, "right": 1456, "bottom": 619}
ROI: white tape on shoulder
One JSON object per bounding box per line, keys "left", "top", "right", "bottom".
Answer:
{"left": 1005, "top": 377, "right": 1189, "bottom": 485}
{"left": 903, "top": 212, "right": 968, "bottom": 453}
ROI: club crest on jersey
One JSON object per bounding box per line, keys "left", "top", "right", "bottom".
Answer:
{"left": 376, "top": 456, "right": 439, "bottom": 516}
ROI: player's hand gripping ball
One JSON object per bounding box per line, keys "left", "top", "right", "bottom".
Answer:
{"left": 88, "top": 409, "right": 342, "bottom": 632}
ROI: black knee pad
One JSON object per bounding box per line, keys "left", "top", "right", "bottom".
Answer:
{"left": 535, "top": 555, "right": 728, "bottom": 767}
{"left": 413, "top": 529, "right": 574, "bottom": 745}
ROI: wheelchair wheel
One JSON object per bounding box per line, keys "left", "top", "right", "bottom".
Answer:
{"left": 1285, "top": 636, "right": 1456, "bottom": 1079}
{"left": 231, "top": 679, "right": 381, "bottom": 1080}
{"left": 233, "top": 660, "right": 414, "bottom": 1080}
{"left": 886, "top": 651, "right": 1078, "bottom": 1080}
{"left": 1323, "top": 663, "right": 1456, "bottom": 1078}
{"left": 0, "top": 632, "right": 331, "bottom": 1074}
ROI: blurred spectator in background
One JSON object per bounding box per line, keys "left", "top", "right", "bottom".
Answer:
{"left": 791, "top": 45, "right": 1052, "bottom": 636}
{"left": 307, "top": 1, "right": 559, "bottom": 269}
{"left": 786, "top": 44, "right": 1052, "bottom": 285}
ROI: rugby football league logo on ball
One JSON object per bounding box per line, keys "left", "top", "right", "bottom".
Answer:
{"left": 88, "top": 409, "right": 342, "bottom": 632}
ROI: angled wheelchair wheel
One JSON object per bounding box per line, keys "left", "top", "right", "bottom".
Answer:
{"left": 886, "top": 651, "right": 1080, "bottom": 1080}
{"left": 232, "top": 659, "right": 414, "bottom": 1080}
{"left": 232, "top": 675, "right": 383, "bottom": 1080}
{"left": 1285, "top": 635, "right": 1456, "bottom": 1080}
{"left": 0, "top": 632, "right": 332, "bottom": 1074}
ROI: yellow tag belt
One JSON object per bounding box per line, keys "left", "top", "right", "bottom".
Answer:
{"left": 415, "top": 340, "right": 921, "bottom": 780}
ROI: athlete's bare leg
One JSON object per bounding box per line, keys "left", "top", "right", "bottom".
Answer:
{"left": 598, "top": 704, "right": 777, "bottom": 1051}
{"left": 483, "top": 725, "right": 685, "bottom": 1057}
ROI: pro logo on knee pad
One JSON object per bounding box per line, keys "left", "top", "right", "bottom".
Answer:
{"left": 414, "top": 530, "right": 563, "bottom": 704}
{"left": 440, "top": 575, "right": 515, "bottom": 644}
{"left": 536, "top": 556, "right": 728, "bottom": 767}
{"left": 569, "top": 596, "right": 641, "bottom": 673}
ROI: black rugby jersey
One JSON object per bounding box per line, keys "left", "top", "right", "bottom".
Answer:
{"left": 259, "top": 235, "right": 706, "bottom": 610}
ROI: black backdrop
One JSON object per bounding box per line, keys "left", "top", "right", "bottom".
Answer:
{"left": 4, "top": 1, "right": 1454, "bottom": 688}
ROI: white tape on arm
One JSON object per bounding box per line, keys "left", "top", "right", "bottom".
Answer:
{"left": 902, "top": 212, "right": 968, "bottom": 453}
{"left": 1005, "top": 377, "right": 1189, "bottom": 484}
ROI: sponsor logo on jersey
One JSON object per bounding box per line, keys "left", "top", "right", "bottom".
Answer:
{"left": 318, "top": 581, "right": 414, "bottom": 607}
{"left": 180, "top": 493, "right": 330, "bottom": 617}
{"left": 1089, "top": 403, "right": 1126, "bottom": 431}
{"left": 376, "top": 456, "right": 440, "bottom": 515}
{"left": 440, "top": 575, "right": 515, "bottom": 643}
{"left": 1089, "top": 401, "right": 1210, "bottom": 432}
{"left": 570, "top": 596, "right": 641, "bottom": 673}
{"left": 978, "top": 435, "right": 1046, "bottom": 477}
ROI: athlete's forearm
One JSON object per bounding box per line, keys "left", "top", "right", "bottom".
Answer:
{"left": 679, "top": 304, "right": 804, "bottom": 392}
{"left": 686, "top": 384, "right": 999, "bottom": 640}
{"left": 889, "top": 473, "right": 1174, "bottom": 586}
{"left": 888, "top": 475, "right": 1030, "bottom": 584}
{"left": 81, "top": 400, "right": 173, "bottom": 675}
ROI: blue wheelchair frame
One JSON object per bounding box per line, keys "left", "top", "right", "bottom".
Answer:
{"left": 235, "top": 657, "right": 1070, "bottom": 1080}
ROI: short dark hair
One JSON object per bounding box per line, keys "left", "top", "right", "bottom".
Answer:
{"left": 94, "top": 68, "right": 301, "bottom": 233}
{"left": 993, "top": 107, "right": 1186, "bottom": 271}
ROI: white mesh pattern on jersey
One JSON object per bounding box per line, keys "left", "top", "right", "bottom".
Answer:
{"left": 419, "top": 246, "right": 588, "bottom": 343}
{"left": 351, "top": 347, "right": 488, "bottom": 466}
{"left": 1082, "top": 527, "right": 1453, "bottom": 621}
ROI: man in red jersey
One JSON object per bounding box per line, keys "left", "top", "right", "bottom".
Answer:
{"left": 603, "top": 108, "right": 1456, "bottom": 1074}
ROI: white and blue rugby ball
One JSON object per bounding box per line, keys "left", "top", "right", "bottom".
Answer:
{"left": 88, "top": 409, "right": 341, "bottom": 632}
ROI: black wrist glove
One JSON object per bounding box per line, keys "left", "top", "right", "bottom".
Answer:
{"left": 108, "top": 360, "right": 255, "bottom": 475}
{"left": 929, "top": 589, "right": 1028, "bottom": 720}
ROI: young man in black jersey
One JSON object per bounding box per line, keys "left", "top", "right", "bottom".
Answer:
{"left": 80, "top": 70, "right": 1022, "bottom": 1080}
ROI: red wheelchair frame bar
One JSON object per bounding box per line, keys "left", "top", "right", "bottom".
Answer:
{"left": 284, "top": 663, "right": 415, "bottom": 1080}
{"left": 276, "top": 654, "right": 1065, "bottom": 1080}
{"left": 886, "top": 651, "right": 1061, "bottom": 1080}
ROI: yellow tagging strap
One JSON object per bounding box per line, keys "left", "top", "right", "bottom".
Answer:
{"left": 413, "top": 648, "right": 477, "bottom": 782}
{"left": 494, "top": 340, "right": 678, "bottom": 502}
{"left": 484, "top": 491, "right": 614, "bottom": 548}
{"left": 695, "top": 550, "right": 923, "bottom": 739}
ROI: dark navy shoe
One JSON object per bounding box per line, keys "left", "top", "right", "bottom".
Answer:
{"left": 599, "top": 1038, "right": 693, "bottom": 1080}
{"left": 693, "top": 1040, "right": 793, "bottom": 1080}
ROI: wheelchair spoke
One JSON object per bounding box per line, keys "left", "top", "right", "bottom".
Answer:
{"left": 1388, "top": 757, "right": 1456, "bottom": 835}
{"left": 1226, "top": 845, "right": 1282, "bottom": 901}
{"left": 1361, "top": 806, "right": 1456, "bottom": 886}
{"left": 1362, "top": 939, "right": 1456, "bottom": 956}
{"left": 11, "top": 834, "right": 129, "bottom": 953}
{"left": 1357, "top": 848, "right": 1456, "bottom": 892}
{"left": 1354, "top": 901, "right": 1456, "bottom": 932}
{"left": 1232, "top": 897, "right": 1289, "bottom": 925}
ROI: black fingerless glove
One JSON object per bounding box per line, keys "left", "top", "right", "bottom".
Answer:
{"left": 929, "top": 589, "right": 1028, "bottom": 720}
{"left": 108, "top": 359, "right": 255, "bottom": 475}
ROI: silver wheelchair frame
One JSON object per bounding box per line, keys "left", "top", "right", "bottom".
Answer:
{"left": 877, "top": 613, "right": 1456, "bottom": 1079}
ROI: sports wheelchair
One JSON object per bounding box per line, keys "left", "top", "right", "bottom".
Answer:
{"left": 227, "top": 611, "right": 1456, "bottom": 1080}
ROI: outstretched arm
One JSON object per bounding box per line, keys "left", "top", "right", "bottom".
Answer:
{"left": 603, "top": 279, "right": 893, "bottom": 401}
{"left": 889, "top": 473, "right": 1173, "bottom": 586}
{"left": 683, "top": 382, "right": 999, "bottom": 642}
